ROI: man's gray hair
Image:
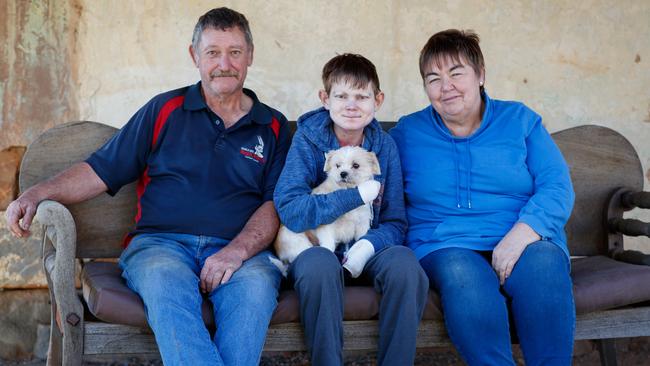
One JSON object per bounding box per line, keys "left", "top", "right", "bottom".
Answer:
{"left": 191, "top": 7, "right": 253, "bottom": 51}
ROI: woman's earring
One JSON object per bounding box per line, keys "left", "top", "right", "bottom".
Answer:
{"left": 479, "top": 81, "right": 484, "bottom": 86}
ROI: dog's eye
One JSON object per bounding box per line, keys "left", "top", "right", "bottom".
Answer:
{"left": 336, "top": 164, "right": 341, "bottom": 168}
{"left": 352, "top": 163, "right": 360, "bottom": 169}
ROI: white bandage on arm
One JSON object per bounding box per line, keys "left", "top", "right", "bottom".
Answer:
{"left": 343, "top": 239, "right": 375, "bottom": 278}
{"left": 358, "top": 180, "right": 380, "bottom": 204}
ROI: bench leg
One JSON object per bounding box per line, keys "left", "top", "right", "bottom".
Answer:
{"left": 46, "top": 321, "right": 62, "bottom": 366}
{"left": 596, "top": 339, "right": 618, "bottom": 366}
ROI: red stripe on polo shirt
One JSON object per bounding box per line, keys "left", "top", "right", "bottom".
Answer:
{"left": 134, "top": 167, "right": 151, "bottom": 224}
{"left": 153, "top": 96, "right": 185, "bottom": 148}
{"left": 270, "top": 116, "right": 280, "bottom": 140}
{"left": 124, "top": 96, "right": 184, "bottom": 247}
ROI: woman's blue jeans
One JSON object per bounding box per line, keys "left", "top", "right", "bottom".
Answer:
{"left": 119, "top": 232, "right": 282, "bottom": 366}
{"left": 420, "top": 241, "right": 575, "bottom": 366}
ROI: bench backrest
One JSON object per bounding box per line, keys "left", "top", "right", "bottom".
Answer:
{"left": 19, "top": 121, "right": 643, "bottom": 258}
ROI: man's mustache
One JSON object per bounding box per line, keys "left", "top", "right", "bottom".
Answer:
{"left": 210, "top": 71, "right": 239, "bottom": 79}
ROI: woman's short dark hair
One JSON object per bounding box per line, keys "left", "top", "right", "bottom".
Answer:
{"left": 192, "top": 7, "right": 253, "bottom": 51}
{"left": 322, "top": 53, "right": 381, "bottom": 95}
{"left": 419, "top": 29, "right": 485, "bottom": 86}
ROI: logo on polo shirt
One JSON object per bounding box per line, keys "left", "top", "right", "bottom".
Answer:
{"left": 240, "top": 135, "right": 266, "bottom": 164}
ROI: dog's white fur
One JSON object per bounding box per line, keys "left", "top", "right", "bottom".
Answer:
{"left": 271, "top": 146, "right": 380, "bottom": 274}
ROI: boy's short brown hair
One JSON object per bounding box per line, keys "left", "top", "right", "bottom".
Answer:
{"left": 322, "top": 53, "right": 381, "bottom": 95}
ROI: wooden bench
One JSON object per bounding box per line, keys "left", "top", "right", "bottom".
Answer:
{"left": 19, "top": 121, "right": 650, "bottom": 365}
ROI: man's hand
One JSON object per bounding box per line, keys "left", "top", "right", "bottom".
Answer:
{"left": 199, "top": 201, "right": 279, "bottom": 293}
{"left": 342, "top": 239, "right": 375, "bottom": 278}
{"left": 5, "top": 194, "right": 39, "bottom": 238}
{"left": 200, "top": 247, "right": 245, "bottom": 293}
{"left": 5, "top": 162, "right": 108, "bottom": 239}
{"left": 491, "top": 222, "right": 541, "bottom": 285}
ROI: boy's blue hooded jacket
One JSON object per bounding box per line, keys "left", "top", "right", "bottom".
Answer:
{"left": 389, "top": 93, "right": 575, "bottom": 260}
{"left": 274, "top": 107, "right": 407, "bottom": 252}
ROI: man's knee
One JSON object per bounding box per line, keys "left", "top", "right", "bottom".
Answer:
{"left": 124, "top": 257, "right": 198, "bottom": 300}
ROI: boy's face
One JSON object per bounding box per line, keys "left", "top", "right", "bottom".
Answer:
{"left": 319, "top": 81, "right": 384, "bottom": 136}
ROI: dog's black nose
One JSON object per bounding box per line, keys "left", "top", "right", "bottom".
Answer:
{"left": 340, "top": 171, "right": 348, "bottom": 179}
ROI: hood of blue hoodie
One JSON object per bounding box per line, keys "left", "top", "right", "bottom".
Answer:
{"left": 296, "top": 107, "right": 386, "bottom": 155}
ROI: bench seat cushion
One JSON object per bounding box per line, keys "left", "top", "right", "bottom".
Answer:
{"left": 82, "top": 256, "right": 650, "bottom": 328}
{"left": 81, "top": 261, "right": 443, "bottom": 327}
{"left": 572, "top": 255, "right": 650, "bottom": 314}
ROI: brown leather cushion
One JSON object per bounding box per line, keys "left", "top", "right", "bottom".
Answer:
{"left": 572, "top": 255, "right": 650, "bottom": 314}
{"left": 81, "top": 261, "right": 443, "bottom": 327}
{"left": 84, "top": 256, "right": 650, "bottom": 327}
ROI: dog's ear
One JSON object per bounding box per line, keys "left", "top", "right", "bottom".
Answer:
{"left": 367, "top": 152, "right": 381, "bottom": 175}
{"left": 323, "top": 150, "right": 335, "bottom": 172}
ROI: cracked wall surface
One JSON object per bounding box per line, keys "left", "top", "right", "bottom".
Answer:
{"left": 1, "top": 0, "right": 649, "bottom": 248}
{"left": 0, "top": 0, "right": 81, "bottom": 149}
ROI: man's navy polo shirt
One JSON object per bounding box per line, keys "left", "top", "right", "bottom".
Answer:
{"left": 86, "top": 82, "right": 290, "bottom": 241}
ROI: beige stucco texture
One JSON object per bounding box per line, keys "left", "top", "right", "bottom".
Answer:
{"left": 2, "top": 0, "right": 649, "bottom": 247}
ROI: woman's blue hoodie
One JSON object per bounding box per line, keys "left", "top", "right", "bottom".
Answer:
{"left": 273, "top": 107, "right": 407, "bottom": 252}
{"left": 389, "top": 93, "right": 575, "bottom": 260}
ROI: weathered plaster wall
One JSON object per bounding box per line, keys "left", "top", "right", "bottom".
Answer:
{"left": 73, "top": 0, "right": 650, "bottom": 250}
{"left": 72, "top": 1, "right": 649, "bottom": 178}
{"left": 1, "top": 0, "right": 649, "bottom": 247}
{"left": 0, "top": 0, "right": 81, "bottom": 149}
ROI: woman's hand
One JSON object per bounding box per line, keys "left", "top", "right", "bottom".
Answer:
{"left": 492, "top": 222, "right": 541, "bottom": 285}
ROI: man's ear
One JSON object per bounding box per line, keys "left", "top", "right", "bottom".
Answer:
{"left": 189, "top": 45, "right": 199, "bottom": 67}
{"left": 247, "top": 45, "right": 254, "bottom": 66}
{"left": 319, "top": 90, "right": 330, "bottom": 110}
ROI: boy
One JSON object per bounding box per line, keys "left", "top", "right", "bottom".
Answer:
{"left": 273, "top": 54, "right": 428, "bottom": 365}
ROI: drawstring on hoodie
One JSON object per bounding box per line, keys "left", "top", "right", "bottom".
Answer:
{"left": 450, "top": 138, "right": 472, "bottom": 209}
{"left": 451, "top": 139, "right": 462, "bottom": 208}
{"left": 467, "top": 139, "right": 472, "bottom": 209}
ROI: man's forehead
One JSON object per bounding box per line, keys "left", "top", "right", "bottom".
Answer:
{"left": 198, "top": 26, "right": 248, "bottom": 48}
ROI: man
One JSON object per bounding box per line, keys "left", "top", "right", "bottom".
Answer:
{"left": 5, "top": 7, "right": 289, "bottom": 366}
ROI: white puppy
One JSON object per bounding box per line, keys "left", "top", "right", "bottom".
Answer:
{"left": 272, "top": 146, "right": 381, "bottom": 275}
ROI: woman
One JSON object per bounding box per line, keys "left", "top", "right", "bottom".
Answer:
{"left": 389, "top": 29, "right": 575, "bottom": 365}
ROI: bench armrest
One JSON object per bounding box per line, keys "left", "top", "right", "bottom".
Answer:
{"left": 607, "top": 189, "right": 650, "bottom": 266}
{"left": 621, "top": 191, "right": 650, "bottom": 210}
{"left": 36, "top": 200, "right": 85, "bottom": 334}
{"left": 609, "top": 218, "right": 650, "bottom": 237}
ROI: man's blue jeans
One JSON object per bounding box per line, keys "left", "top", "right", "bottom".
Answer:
{"left": 420, "top": 241, "right": 575, "bottom": 366}
{"left": 119, "top": 233, "right": 282, "bottom": 366}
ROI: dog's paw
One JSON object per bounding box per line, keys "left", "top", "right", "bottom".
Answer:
{"left": 268, "top": 256, "right": 289, "bottom": 277}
